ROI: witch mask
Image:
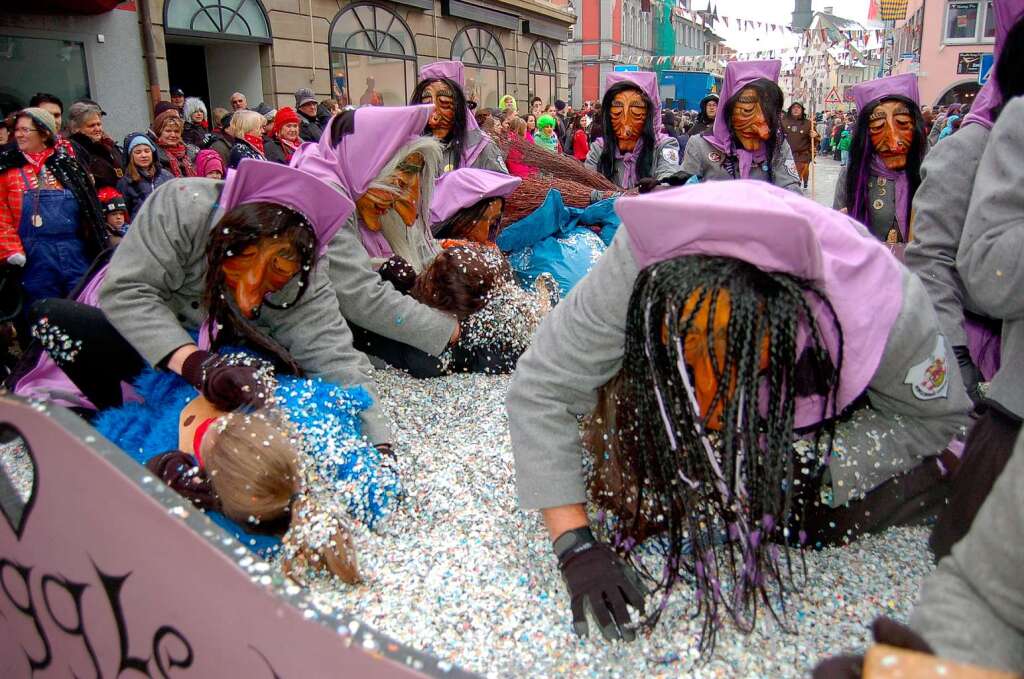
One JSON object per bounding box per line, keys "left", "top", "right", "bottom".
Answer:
{"left": 356, "top": 152, "right": 425, "bottom": 232}
{"left": 731, "top": 87, "right": 771, "bottom": 152}
{"left": 221, "top": 236, "right": 302, "bottom": 319}
{"left": 610, "top": 88, "right": 648, "bottom": 152}
{"left": 868, "top": 99, "right": 914, "bottom": 170}
{"left": 666, "top": 288, "right": 770, "bottom": 431}
{"left": 420, "top": 81, "right": 456, "bottom": 140}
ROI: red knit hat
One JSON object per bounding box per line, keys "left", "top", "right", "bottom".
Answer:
{"left": 271, "top": 106, "right": 301, "bottom": 138}
{"left": 97, "top": 187, "right": 127, "bottom": 215}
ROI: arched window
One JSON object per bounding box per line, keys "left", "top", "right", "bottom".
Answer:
{"left": 164, "top": 0, "right": 272, "bottom": 43}
{"left": 450, "top": 26, "right": 506, "bottom": 108}
{"left": 329, "top": 3, "right": 417, "bottom": 107}
{"left": 529, "top": 40, "right": 556, "bottom": 106}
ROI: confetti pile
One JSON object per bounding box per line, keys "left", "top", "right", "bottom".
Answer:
{"left": 294, "top": 369, "right": 936, "bottom": 678}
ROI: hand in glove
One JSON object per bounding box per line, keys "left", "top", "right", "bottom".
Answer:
{"left": 636, "top": 177, "right": 662, "bottom": 194}
{"left": 555, "top": 527, "right": 646, "bottom": 642}
{"left": 952, "top": 345, "right": 983, "bottom": 405}
{"left": 181, "top": 350, "right": 268, "bottom": 411}
{"left": 812, "top": 616, "right": 933, "bottom": 678}
{"left": 378, "top": 255, "right": 417, "bottom": 294}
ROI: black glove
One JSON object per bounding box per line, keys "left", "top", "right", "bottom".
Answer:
{"left": 661, "top": 170, "right": 694, "bottom": 186}
{"left": 181, "top": 350, "right": 267, "bottom": 411}
{"left": 378, "top": 255, "right": 417, "bottom": 294}
{"left": 145, "top": 451, "right": 221, "bottom": 511}
{"left": 555, "top": 527, "right": 646, "bottom": 642}
{"left": 952, "top": 345, "right": 983, "bottom": 405}
{"left": 811, "top": 616, "right": 932, "bottom": 678}
{"left": 636, "top": 177, "right": 661, "bottom": 194}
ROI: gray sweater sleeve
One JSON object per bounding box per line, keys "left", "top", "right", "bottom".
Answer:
{"left": 325, "top": 215, "right": 457, "bottom": 355}
{"left": 471, "top": 137, "right": 509, "bottom": 174}
{"left": 903, "top": 125, "right": 987, "bottom": 347}
{"left": 99, "top": 179, "right": 213, "bottom": 367}
{"left": 507, "top": 229, "right": 639, "bottom": 510}
{"left": 958, "top": 96, "right": 1024, "bottom": 321}
{"left": 827, "top": 268, "right": 970, "bottom": 507}
{"left": 910, "top": 431, "right": 1024, "bottom": 673}
{"left": 653, "top": 137, "right": 681, "bottom": 180}
{"left": 584, "top": 138, "right": 603, "bottom": 174}
{"left": 827, "top": 268, "right": 971, "bottom": 505}
{"left": 773, "top": 141, "right": 803, "bottom": 193}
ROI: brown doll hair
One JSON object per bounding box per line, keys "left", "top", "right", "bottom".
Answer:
{"left": 203, "top": 411, "right": 360, "bottom": 584}
{"left": 410, "top": 244, "right": 514, "bottom": 319}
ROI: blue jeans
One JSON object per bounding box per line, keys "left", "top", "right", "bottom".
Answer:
{"left": 840, "top": 149, "right": 850, "bottom": 166}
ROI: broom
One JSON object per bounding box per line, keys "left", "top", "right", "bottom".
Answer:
{"left": 490, "top": 130, "right": 620, "bottom": 192}
{"left": 501, "top": 174, "right": 626, "bottom": 226}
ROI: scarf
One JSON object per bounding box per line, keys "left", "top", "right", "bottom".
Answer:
{"left": 851, "top": 155, "right": 910, "bottom": 241}
{"left": 162, "top": 143, "right": 194, "bottom": 178}
{"left": 274, "top": 134, "right": 301, "bottom": 162}
{"left": 614, "top": 140, "right": 646, "bottom": 189}
{"left": 243, "top": 134, "right": 266, "bottom": 156}
{"left": 735, "top": 145, "right": 768, "bottom": 180}
{"left": 534, "top": 131, "right": 558, "bottom": 153}
{"left": 22, "top": 147, "right": 55, "bottom": 176}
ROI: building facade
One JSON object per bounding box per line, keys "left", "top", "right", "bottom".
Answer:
{"left": 0, "top": 0, "right": 572, "bottom": 140}
{"left": 565, "top": 0, "right": 652, "bottom": 104}
{"left": 890, "top": 0, "right": 995, "bottom": 106}
{"left": 788, "top": 10, "right": 880, "bottom": 115}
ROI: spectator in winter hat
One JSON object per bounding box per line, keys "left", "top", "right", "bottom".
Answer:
{"left": 294, "top": 88, "right": 323, "bottom": 143}
{"left": 183, "top": 97, "right": 211, "bottom": 147}
{"left": 117, "top": 133, "right": 174, "bottom": 219}
{"left": 194, "top": 148, "right": 224, "bottom": 179}
{"left": 264, "top": 106, "right": 302, "bottom": 165}
{"left": 97, "top": 186, "right": 129, "bottom": 239}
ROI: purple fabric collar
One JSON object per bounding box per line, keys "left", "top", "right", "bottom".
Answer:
{"left": 604, "top": 70, "right": 669, "bottom": 143}
{"left": 616, "top": 141, "right": 647, "bottom": 188}
{"left": 963, "top": 0, "right": 1024, "bottom": 129}
{"left": 703, "top": 60, "right": 781, "bottom": 156}
{"left": 220, "top": 159, "right": 354, "bottom": 256}
{"left": 617, "top": 180, "right": 904, "bottom": 428}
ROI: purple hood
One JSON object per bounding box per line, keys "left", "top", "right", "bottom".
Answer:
{"left": 703, "top": 60, "right": 781, "bottom": 154}
{"left": 429, "top": 168, "right": 521, "bottom": 226}
{"left": 617, "top": 180, "right": 904, "bottom": 428}
{"left": 851, "top": 73, "right": 920, "bottom": 112}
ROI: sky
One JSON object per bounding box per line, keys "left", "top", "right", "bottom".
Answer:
{"left": 703, "top": 0, "right": 876, "bottom": 54}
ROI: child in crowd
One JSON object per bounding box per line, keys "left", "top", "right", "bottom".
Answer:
{"left": 195, "top": 148, "right": 225, "bottom": 179}
{"left": 117, "top": 134, "right": 174, "bottom": 219}
{"left": 534, "top": 114, "right": 562, "bottom": 153}
{"left": 97, "top": 187, "right": 129, "bottom": 241}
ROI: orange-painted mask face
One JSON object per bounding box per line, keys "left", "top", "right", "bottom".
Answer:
{"left": 868, "top": 99, "right": 914, "bottom": 170}
{"left": 420, "top": 81, "right": 456, "bottom": 140}
{"left": 668, "top": 288, "right": 771, "bottom": 430}
{"left": 609, "top": 88, "right": 648, "bottom": 152}
{"left": 221, "top": 237, "right": 302, "bottom": 319}
{"left": 466, "top": 198, "right": 503, "bottom": 244}
{"left": 731, "top": 87, "right": 771, "bottom": 152}
{"left": 356, "top": 152, "right": 424, "bottom": 231}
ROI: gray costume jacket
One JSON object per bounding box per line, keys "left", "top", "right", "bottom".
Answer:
{"left": 905, "top": 123, "right": 990, "bottom": 347}
{"left": 958, "top": 96, "right": 1024, "bottom": 419}
{"left": 99, "top": 179, "right": 391, "bottom": 442}
{"left": 507, "top": 227, "right": 969, "bottom": 511}
{"left": 833, "top": 167, "right": 902, "bottom": 242}
{"left": 325, "top": 214, "right": 456, "bottom": 356}
{"left": 910, "top": 430, "right": 1024, "bottom": 673}
{"left": 680, "top": 135, "right": 802, "bottom": 193}
{"left": 583, "top": 136, "right": 681, "bottom": 189}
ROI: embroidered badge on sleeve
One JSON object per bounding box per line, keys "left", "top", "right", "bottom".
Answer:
{"left": 904, "top": 336, "right": 951, "bottom": 400}
{"left": 662, "top": 146, "right": 679, "bottom": 164}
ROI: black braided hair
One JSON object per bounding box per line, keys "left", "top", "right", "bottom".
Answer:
{"left": 597, "top": 255, "right": 843, "bottom": 655}
{"left": 410, "top": 77, "right": 469, "bottom": 170}
{"left": 203, "top": 202, "right": 317, "bottom": 376}
{"left": 721, "top": 78, "right": 784, "bottom": 182}
{"left": 597, "top": 82, "right": 658, "bottom": 184}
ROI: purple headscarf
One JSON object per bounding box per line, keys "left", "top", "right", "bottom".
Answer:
{"left": 418, "top": 60, "right": 491, "bottom": 169}
{"left": 220, "top": 159, "right": 354, "bottom": 256}
{"left": 848, "top": 73, "right": 920, "bottom": 241}
{"left": 701, "top": 60, "right": 782, "bottom": 178}
{"left": 429, "top": 168, "right": 521, "bottom": 227}
{"left": 290, "top": 105, "right": 434, "bottom": 260}
{"left": 617, "top": 180, "right": 904, "bottom": 429}
{"left": 963, "top": 0, "right": 1024, "bottom": 129}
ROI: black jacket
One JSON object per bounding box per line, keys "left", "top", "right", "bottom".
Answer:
{"left": 298, "top": 110, "right": 323, "bottom": 143}
{"left": 69, "top": 133, "right": 124, "bottom": 190}
{"left": 183, "top": 122, "right": 213, "bottom": 149}
{"left": 0, "top": 147, "right": 109, "bottom": 257}
{"left": 228, "top": 139, "right": 265, "bottom": 169}
{"left": 116, "top": 166, "right": 174, "bottom": 219}
{"left": 264, "top": 137, "right": 298, "bottom": 165}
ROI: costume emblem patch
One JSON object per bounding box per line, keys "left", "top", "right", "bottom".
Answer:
{"left": 708, "top": 151, "right": 722, "bottom": 163}
{"left": 662, "top": 147, "right": 679, "bottom": 164}
{"left": 904, "top": 336, "right": 950, "bottom": 400}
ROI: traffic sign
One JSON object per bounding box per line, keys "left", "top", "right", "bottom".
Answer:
{"left": 614, "top": 64, "right": 640, "bottom": 72}
{"left": 979, "top": 53, "right": 994, "bottom": 84}
{"left": 824, "top": 87, "right": 842, "bottom": 104}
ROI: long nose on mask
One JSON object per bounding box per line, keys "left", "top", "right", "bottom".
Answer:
{"left": 232, "top": 253, "right": 279, "bottom": 319}
{"left": 755, "top": 119, "right": 771, "bottom": 141}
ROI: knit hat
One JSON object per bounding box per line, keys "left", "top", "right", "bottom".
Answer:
{"left": 153, "top": 101, "right": 177, "bottom": 117}
{"left": 152, "top": 109, "right": 182, "bottom": 136}
{"left": 555, "top": 99, "right": 567, "bottom": 111}
{"left": 19, "top": 107, "right": 58, "bottom": 140}
{"left": 195, "top": 149, "right": 224, "bottom": 178}
{"left": 126, "top": 133, "right": 157, "bottom": 155}
{"left": 271, "top": 106, "right": 301, "bottom": 137}
{"left": 97, "top": 187, "right": 128, "bottom": 215}
{"left": 295, "top": 88, "right": 317, "bottom": 108}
